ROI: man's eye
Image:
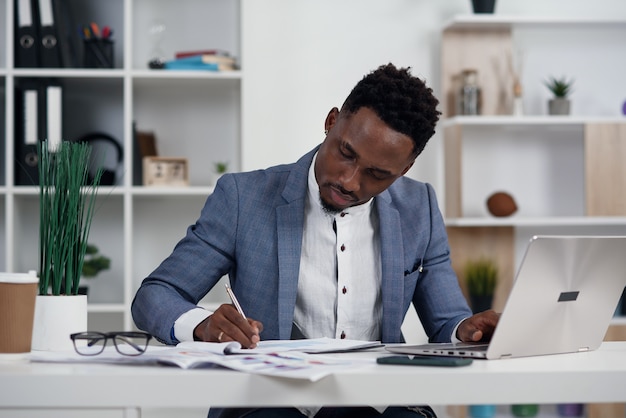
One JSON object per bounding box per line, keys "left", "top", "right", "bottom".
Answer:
{"left": 339, "top": 148, "right": 353, "bottom": 159}
{"left": 368, "top": 170, "right": 390, "bottom": 181}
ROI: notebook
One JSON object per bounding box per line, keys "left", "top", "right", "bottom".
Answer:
{"left": 386, "top": 235, "right": 626, "bottom": 360}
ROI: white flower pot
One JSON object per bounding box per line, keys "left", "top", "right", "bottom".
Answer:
{"left": 31, "top": 295, "right": 88, "bottom": 351}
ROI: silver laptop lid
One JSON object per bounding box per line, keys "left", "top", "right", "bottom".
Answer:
{"left": 486, "top": 235, "right": 626, "bottom": 359}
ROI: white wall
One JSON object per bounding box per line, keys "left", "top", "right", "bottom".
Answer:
{"left": 241, "top": 0, "right": 626, "bottom": 196}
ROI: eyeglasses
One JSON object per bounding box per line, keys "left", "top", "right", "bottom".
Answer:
{"left": 70, "top": 331, "right": 152, "bottom": 356}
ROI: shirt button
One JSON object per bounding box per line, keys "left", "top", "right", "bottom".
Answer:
{"left": 342, "top": 286, "right": 347, "bottom": 294}
{"left": 340, "top": 212, "right": 347, "bottom": 217}
{"left": 340, "top": 331, "right": 346, "bottom": 339}
{"left": 340, "top": 244, "right": 346, "bottom": 252}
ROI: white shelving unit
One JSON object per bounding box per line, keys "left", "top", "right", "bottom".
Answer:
{"left": 440, "top": 14, "right": 626, "bottom": 280}
{"left": 440, "top": 16, "right": 626, "bottom": 418}
{"left": 1, "top": 0, "right": 240, "bottom": 330}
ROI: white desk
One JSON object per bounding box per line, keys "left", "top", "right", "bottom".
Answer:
{"left": 0, "top": 342, "right": 625, "bottom": 415}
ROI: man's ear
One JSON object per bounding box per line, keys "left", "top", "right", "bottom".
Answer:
{"left": 324, "top": 107, "right": 339, "bottom": 133}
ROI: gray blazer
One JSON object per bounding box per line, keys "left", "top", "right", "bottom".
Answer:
{"left": 131, "top": 146, "right": 471, "bottom": 345}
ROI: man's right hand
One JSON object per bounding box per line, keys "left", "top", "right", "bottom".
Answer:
{"left": 193, "top": 304, "right": 263, "bottom": 348}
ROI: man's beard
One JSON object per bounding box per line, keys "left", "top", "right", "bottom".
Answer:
{"left": 319, "top": 194, "right": 342, "bottom": 215}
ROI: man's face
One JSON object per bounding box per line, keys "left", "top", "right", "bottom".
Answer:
{"left": 314, "top": 107, "right": 416, "bottom": 213}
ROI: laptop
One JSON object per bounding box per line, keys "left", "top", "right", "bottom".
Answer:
{"left": 386, "top": 235, "right": 626, "bottom": 360}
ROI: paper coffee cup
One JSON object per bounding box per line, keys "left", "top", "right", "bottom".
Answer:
{"left": 0, "top": 271, "right": 39, "bottom": 358}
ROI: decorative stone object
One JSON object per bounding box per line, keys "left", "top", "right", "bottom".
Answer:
{"left": 486, "top": 192, "right": 518, "bottom": 217}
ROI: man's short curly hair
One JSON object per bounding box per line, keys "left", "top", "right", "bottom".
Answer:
{"left": 340, "top": 63, "right": 441, "bottom": 157}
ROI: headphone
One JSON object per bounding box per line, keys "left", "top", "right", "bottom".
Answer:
{"left": 76, "top": 132, "right": 123, "bottom": 186}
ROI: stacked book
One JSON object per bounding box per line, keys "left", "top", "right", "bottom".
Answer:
{"left": 164, "top": 50, "right": 238, "bottom": 71}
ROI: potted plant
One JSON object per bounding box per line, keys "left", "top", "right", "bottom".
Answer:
{"left": 78, "top": 243, "right": 111, "bottom": 296}
{"left": 32, "top": 140, "right": 103, "bottom": 351}
{"left": 471, "top": 0, "right": 496, "bottom": 14}
{"left": 215, "top": 161, "right": 228, "bottom": 175}
{"left": 464, "top": 258, "right": 498, "bottom": 314}
{"left": 212, "top": 161, "right": 229, "bottom": 185}
{"left": 544, "top": 76, "right": 574, "bottom": 115}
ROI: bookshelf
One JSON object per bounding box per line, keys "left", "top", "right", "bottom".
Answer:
{"left": 440, "top": 14, "right": 626, "bottom": 313}
{"left": 440, "top": 15, "right": 626, "bottom": 418}
{"left": 1, "top": 0, "right": 240, "bottom": 330}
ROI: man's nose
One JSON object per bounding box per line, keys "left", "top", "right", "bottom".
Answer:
{"left": 342, "top": 166, "right": 361, "bottom": 192}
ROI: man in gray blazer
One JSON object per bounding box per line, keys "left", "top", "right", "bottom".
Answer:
{"left": 132, "top": 63, "right": 498, "bottom": 418}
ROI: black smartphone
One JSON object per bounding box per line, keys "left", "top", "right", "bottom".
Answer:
{"left": 376, "top": 355, "right": 473, "bottom": 367}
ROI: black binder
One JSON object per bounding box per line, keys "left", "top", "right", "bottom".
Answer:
{"left": 14, "top": 79, "right": 43, "bottom": 185}
{"left": 35, "top": 0, "right": 61, "bottom": 67}
{"left": 51, "top": 0, "right": 78, "bottom": 67}
{"left": 14, "top": 0, "right": 40, "bottom": 67}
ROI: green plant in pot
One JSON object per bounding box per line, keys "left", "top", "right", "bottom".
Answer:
{"left": 544, "top": 76, "right": 574, "bottom": 115}
{"left": 212, "top": 161, "right": 229, "bottom": 185}
{"left": 78, "top": 243, "right": 111, "bottom": 295}
{"left": 32, "top": 140, "right": 104, "bottom": 351}
{"left": 81, "top": 244, "right": 111, "bottom": 278}
{"left": 464, "top": 258, "right": 498, "bottom": 314}
{"left": 214, "top": 161, "right": 229, "bottom": 174}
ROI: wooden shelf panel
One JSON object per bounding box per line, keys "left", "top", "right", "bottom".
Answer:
{"left": 445, "top": 216, "right": 626, "bottom": 227}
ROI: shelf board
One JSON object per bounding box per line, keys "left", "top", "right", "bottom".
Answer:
{"left": 611, "top": 316, "right": 626, "bottom": 326}
{"left": 3, "top": 186, "right": 216, "bottom": 197}
{"left": 87, "top": 303, "right": 126, "bottom": 313}
{"left": 445, "top": 216, "right": 626, "bottom": 227}
{"left": 10, "top": 68, "right": 125, "bottom": 78}
{"left": 7, "top": 68, "right": 243, "bottom": 80}
{"left": 443, "top": 15, "right": 626, "bottom": 31}
{"left": 8, "top": 185, "right": 125, "bottom": 196}
{"left": 131, "top": 186, "right": 215, "bottom": 196}
{"left": 132, "top": 69, "right": 242, "bottom": 80}
{"left": 442, "top": 115, "right": 626, "bottom": 128}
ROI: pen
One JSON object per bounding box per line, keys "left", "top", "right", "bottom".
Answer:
{"left": 225, "top": 283, "right": 247, "bottom": 319}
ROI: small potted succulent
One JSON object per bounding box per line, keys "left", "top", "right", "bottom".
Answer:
{"left": 212, "top": 161, "right": 229, "bottom": 185}
{"left": 464, "top": 258, "right": 498, "bottom": 314}
{"left": 544, "top": 76, "right": 574, "bottom": 115}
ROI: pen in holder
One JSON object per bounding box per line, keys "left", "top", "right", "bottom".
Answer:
{"left": 83, "top": 39, "right": 114, "bottom": 68}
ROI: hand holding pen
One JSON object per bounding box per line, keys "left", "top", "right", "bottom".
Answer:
{"left": 192, "top": 283, "right": 263, "bottom": 348}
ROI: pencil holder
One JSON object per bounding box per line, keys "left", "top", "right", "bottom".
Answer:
{"left": 83, "top": 39, "right": 114, "bottom": 68}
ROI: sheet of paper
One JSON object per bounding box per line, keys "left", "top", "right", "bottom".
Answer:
{"left": 177, "top": 337, "right": 382, "bottom": 355}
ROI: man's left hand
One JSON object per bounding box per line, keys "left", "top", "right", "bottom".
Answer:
{"left": 456, "top": 310, "right": 500, "bottom": 342}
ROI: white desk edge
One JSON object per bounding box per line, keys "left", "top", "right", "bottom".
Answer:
{"left": 0, "top": 341, "right": 625, "bottom": 409}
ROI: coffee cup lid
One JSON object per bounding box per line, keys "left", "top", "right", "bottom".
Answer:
{"left": 0, "top": 271, "right": 39, "bottom": 284}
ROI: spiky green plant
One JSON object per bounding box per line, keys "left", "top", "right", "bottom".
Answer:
{"left": 544, "top": 76, "right": 574, "bottom": 98}
{"left": 38, "top": 140, "right": 103, "bottom": 295}
{"left": 464, "top": 258, "right": 498, "bottom": 296}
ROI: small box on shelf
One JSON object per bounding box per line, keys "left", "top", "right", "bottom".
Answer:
{"left": 143, "top": 157, "right": 189, "bottom": 187}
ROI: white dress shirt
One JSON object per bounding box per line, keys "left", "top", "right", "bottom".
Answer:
{"left": 293, "top": 152, "right": 382, "bottom": 341}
